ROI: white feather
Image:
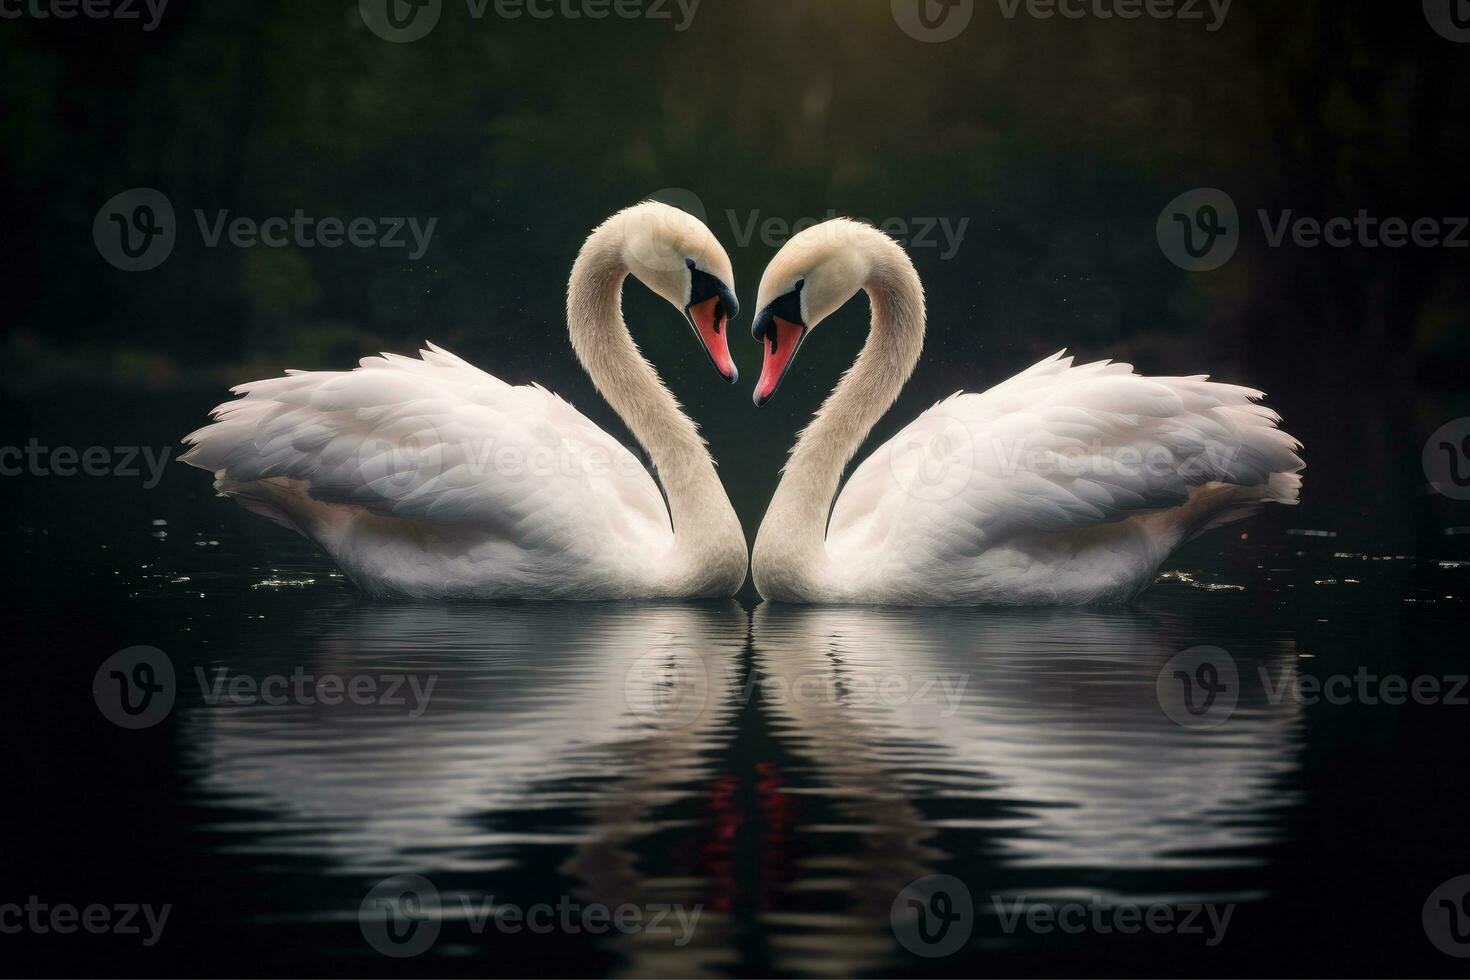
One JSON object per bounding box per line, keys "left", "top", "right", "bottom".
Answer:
{"left": 183, "top": 346, "right": 677, "bottom": 597}
{"left": 826, "top": 352, "right": 1303, "bottom": 603}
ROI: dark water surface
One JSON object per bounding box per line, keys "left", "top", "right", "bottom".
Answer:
{"left": 5, "top": 387, "right": 1470, "bottom": 977}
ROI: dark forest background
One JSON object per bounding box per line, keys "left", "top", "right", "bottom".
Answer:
{"left": 3, "top": 0, "right": 1468, "bottom": 546}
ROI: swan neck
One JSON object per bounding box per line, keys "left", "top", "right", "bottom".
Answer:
{"left": 566, "top": 219, "right": 743, "bottom": 588}
{"left": 754, "top": 254, "right": 925, "bottom": 597}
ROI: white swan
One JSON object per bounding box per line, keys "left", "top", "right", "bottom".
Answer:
{"left": 748, "top": 219, "right": 1304, "bottom": 605}
{"left": 182, "top": 203, "right": 748, "bottom": 599}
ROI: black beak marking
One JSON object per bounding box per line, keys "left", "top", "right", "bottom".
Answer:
{"left": 685, "top": 259, "right": 740, "bottom": 384}
{"left": 752, "top": 279, "right": 804, "bottom": 342}
{"left": 687, "top": 259, "right": 739, "bottom": 325}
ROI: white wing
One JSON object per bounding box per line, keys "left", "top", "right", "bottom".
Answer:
{"left": 828, "top": 351, "right": 1304, "bottom": 566}
{"left": 182, "top": 343, "right": 672, "bottom": 590}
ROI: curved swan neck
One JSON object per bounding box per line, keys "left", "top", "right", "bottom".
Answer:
{"left": 753, "top": 246, "right": 926, "bottom": 598}
{"left": 566, "top": 217, "right": 744, "bottom": 586}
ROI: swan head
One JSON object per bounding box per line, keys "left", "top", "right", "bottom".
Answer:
{"left": 749, "top": 218, "right": 883, "bottom": 406}
{"left": 617, "top": 201, "right": 740, "bottom": 384}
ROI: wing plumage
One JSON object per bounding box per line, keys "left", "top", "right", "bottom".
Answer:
{"left": 828, "top": 351, "right": 1304, "bottom": 565}
{"left": 182, "top": 343, "right": 672, "bottom": 582}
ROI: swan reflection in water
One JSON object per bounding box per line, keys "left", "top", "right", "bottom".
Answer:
{"left": 180, "top": 601, "right": 748, "bottom": 975}
{"left": 181, "top": 600, "right": 1303, "bottom": 975}
{"left": 750, "top": 604, "right": 1305, "bottom": 974}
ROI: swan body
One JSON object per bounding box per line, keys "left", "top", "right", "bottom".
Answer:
{"left": 748, "top": 219, "right": 1304, "bottom": 606}
{"left": 183, "top": 203, "right": 748, "bottom": 599}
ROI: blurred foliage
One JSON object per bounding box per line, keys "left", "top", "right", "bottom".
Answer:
{"left": 1, "top": 0, "right": 1466, "bottom": 406}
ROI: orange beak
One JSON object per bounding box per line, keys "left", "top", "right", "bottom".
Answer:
{"left": 686, "top": 295, "right": 738, "bottom": 384}
{"left": 753, "top": 315, "right": 806, "bottom": 406}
